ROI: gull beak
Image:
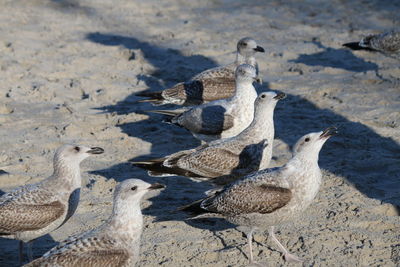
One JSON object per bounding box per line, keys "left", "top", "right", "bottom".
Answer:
{"left": 254, "top": 46, "right": 265, "bottom": 53}
{"left": 148, "top": 183, "right": 165, "bottom": 190}
{"left": 319, "top": 127, "right": 338, "bottom": 139}
{"left": 86, "top": 147, "right": 104, "bottom": 154}
{"left": 273, "top": 92, "right": 286, "bottom": 100}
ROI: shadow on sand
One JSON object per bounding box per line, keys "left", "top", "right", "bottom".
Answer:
{"left": 290, "top": 40, "right": 379, "bottom": 72}
{"left": 0, "top": 234, "right": 58, "bottom": 267}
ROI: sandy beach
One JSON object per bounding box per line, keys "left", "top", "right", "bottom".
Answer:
{"left": 0, "top": 0, "right": 399, "bottom": 266}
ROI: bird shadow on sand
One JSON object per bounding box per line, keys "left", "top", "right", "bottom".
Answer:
{"left": 0, "top": 234, "right": 58, "bottom": 267}
{"left": 86, "top": 32, "right": 219, "bottom": 115}
{"left": 290, "top": 40, "right": 378, "bottom": 72}
{"left": 86, "top": 33, "right": 399, "bottom": 230}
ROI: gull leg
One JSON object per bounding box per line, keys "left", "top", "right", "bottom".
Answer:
{"left": 268, "top": 226, "right": 303, "bottom": 263}
{"left": 246, "top": 228, "right": 265, "bottom": 267}
{"left": 19, "top": 241, "right": 24, "bottom": 266}
{"left": 247, "top": 227, "right": 255, "bottom": 264}
{"left": 27, "top": 240, "right": 34, "bottom": 262}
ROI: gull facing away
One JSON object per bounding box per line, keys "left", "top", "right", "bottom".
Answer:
{"left": 181, "top": 127, "right": 337, "bottom": 265}
{"left": 343, "top": 30, "right": 400, "bottom": 53}
{"left": 136, "top": 37, "right": 265, "bottom": 105}
{"left": 25, "top": 179, "right": 165, "bottom": 267}
{"left": 0, "top": 144, "right": 104, "bottom": 264}
{"left": 132, "top": 92, "right": 286, "bottom": 185}
{"left": 147, "top": 64, "right": 259, "bottom": 142}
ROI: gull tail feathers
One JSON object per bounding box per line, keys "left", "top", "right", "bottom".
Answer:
{"left": 342, "top": 42, "right": 377, "bottom": 51}
{"left": 135, "top": 91, "right": 168, "bottom": 106}
{"left": 135, "top": 90, "right": 163, "bottom": 98}
{"left": 131, "top": 158, "right": 174, "bottom": 177}
{"left": 135, "top": 98, "right": 165, "bottom": 106}
{"left": 178, "top": 198, "right": 221, "bottom": 219}
{"left": 131, "top": 158, "right": 202, "bottom": 178}
{"left": 144, "top": 109, "right": 183, "bottom": 117}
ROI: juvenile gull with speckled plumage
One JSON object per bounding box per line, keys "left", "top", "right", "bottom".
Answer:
{"left": 25, "top": 179, "right": 165, "bottom": 267}
{"left": 147, "top": 64, "right": 259, "bottom": 142}
{"left": 136, "top": 37, "right": 265, "bottom": 105}
{"left": 133, "top": 91, "right": 285, "bottom": 184}
{"left": 0, "top": 144, "right": 104, "bottom": 264}
{"left": 181, "top": 127, "right": 337, "bottom": 265}
{"left": 343, "top": 30, "right": 400, "bottom": 53}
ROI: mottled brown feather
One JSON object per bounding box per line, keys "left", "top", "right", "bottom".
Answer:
{"left": 27, "top": 249, "right": 129, "bottom": 267}
{"left": 178, "top": 147, "right": 241, "bottom": 177}
{"left": 191, "top": 64, "right": 236, "bottom": 80}
{"left": 0, "top": 201, "right": 64, "bottom": 234}
{"left": 26, "top": 235, "right": 130, "bottom": 267}
{"left": 163, "top": 77, "right": 235, "bottom": 103}
{"left": 204, "top": 184, "right": 292, "bottom": 215}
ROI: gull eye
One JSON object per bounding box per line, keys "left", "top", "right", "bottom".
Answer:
{"left": 131, "top": 186, "right": 137, "bottom": 191}
{"left": 74, "top": 146, "right": 80, "bottom": 152}
{"left": 305, "top": 137, "right": 310, "bottom": 142}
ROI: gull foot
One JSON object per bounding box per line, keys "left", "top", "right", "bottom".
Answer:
{"left": 284, "top": 253, "right": 304, "bottom": 263}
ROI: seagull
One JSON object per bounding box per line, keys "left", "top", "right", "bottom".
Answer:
{"left": 147, "top": 64, "right": 259, "bottom": 142}
{"left": 25, "top": 179, "right": 165, "bottom": 267}
{"left": 136, "top": 37, "right": 265, "bottom": 105}
{"left": 132, "top": 91, "right": 285, "bottom": 185}
{"left": 0, "top": 144, "right": 104, "bottom": 264}
{"left": 343, "top": 30, "right": 400, "bottom": 53}
{"left": 180, "top": 127, "right": 337, "bottom": 265}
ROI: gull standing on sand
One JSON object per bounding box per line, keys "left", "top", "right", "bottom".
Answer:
{"left": 0, "top": 144, "right": 104, "bottom": 264}
{"left": 343, "top": 30, "right": 400, "bottom": 53}
{"left": 133, "top": 92, "right": 285, "bottom": 185}
{"left": 25, "top": 179, "right": 165, "bottom": 267}
{"left": 136, "top": 37, "right": 265, "bottom": 105}
{"left": 181, "top": 127, "right": 337, "bottom": 265}
{"left": 148, "top": 64, "right": 259, "bottom": 142}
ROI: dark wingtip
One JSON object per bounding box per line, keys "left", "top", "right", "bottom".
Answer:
{"left": 342, "top": 42, "right": 377, "bottom": 51}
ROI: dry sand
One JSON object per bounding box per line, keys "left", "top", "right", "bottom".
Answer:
{"left": 0, "top": 0, "right": 399, "bottom": 266}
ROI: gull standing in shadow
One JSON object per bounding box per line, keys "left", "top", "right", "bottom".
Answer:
{"left": 146, "top": 64, "right": 259, "bottom": 142}
{"left": 136, "top": 37, "right": 265, "bottom": 106}
{"left": 132, "top": 92, "right": 285, "bottom": 185}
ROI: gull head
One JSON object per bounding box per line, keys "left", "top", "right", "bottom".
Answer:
{"left": 54, "top": 144, "right": 104, "bottom": 165}
{"left": 255, "top": 91, "right": 286, "bottom": 108}
{"left": 292, "top": 127, "right": 337, "bottom": 156}
{"left": 235, "top": 64, "right": 257, "bottom": 83}
{"left": 114, "top": 179, "right": 165, "bottom": 203}
{"left": 237, "top": 37, "right": 265, "bottom": 56}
